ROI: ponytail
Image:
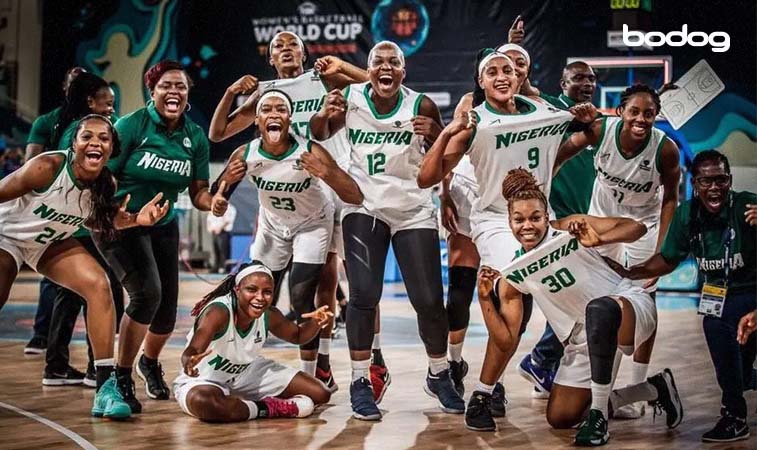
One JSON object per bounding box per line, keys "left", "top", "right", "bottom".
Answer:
{"left": 190, "top": 263, "right": 254, "bottom": 316}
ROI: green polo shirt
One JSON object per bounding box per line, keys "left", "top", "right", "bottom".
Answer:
{"left": 541, "top": 92, "right": 597, "bottom": 218}
{"left": 108, "top": 102, "right": 210, "bottom": 225}
{"left": 661, "top": 191, "right": 756, "bottom": 292}
{"left": 27, "top": 107, "right": 63, "bottom": 149}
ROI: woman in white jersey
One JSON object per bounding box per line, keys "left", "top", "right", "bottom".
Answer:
{"left": 417, "top": 49, "right": 592, "bottom": 418}
{"left": 559, "top": 84, "right": 681, "bottom": 418}
{"left": 0, "top": 114, "right": 169, "bottom": 419}
{"left": 310, "top": 40, "right": 465, "bottom": 420}
{"left": 469, "top": 169, "right": 682, "bottom": 446}
{"left": 208, "top": 31, "right": 368, "bottom": 391}
{"left": 211, "top": 89, "right": 362, "bottom": 388}
{"left": 175, "top": 263, "right": 333, "bottom": 422}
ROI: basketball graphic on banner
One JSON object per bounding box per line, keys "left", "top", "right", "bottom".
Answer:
{"left": 371, "top": 0, "right": 429, "bottom": 56}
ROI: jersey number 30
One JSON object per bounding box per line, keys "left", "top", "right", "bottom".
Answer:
{"left": 271, "top": 197, "right": 296, "bottom": 211}
{"left": 367, "top": 152, "right": 386, "bottom": 175}
{"left": 541, "top": 267, "right": 576, "bottom": 293}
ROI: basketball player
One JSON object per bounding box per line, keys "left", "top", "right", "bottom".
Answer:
{"left": 208, "top": 31, "right": 369, "bottom": 392}
{"left": 212, "top": 90, "right": 362, "bottom": 396}
{"left": 0, "top": 114, "right": 169, "bottom": 418}
{"left": 559, "top": 84, "right": 681, "bottom": 417}
{"left": 470, "top": 169, "right": 682, "bottom": 446}
{"left": 175, "top": 264, "right": 333, "bottom": 422}
{"left": 310, "top": 41, "right": 465, "bottom": 420}
{"left": 417, "top": 50, "right": 587, "bottom": 418}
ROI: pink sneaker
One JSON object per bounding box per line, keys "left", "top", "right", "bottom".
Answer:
{"left": 261, "top": 395, "right": 314, "bottom": 418}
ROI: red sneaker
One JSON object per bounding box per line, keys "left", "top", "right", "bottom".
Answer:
{"left": 369, "top": 364, "right": 391, "bottom": 404}
{"left": 261, "top": 396, "right": 304, "bottom": 418}
{"left": 316, "top": 367, "right": 339, "bottom": 393}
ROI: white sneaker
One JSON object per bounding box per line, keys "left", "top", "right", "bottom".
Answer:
{"left": 531, "top": 387, "right": 549, "bottom": 400}
{"left": 613, "top": 401, "right": 645, "bottom": 419}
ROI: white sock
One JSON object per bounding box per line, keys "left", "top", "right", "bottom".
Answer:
{"left": 448, "top": 342, "right": 464, "bottom": 362}
{"left": 301, "top": 359, "right": 316, "bottom": 376}
{"left": 428, "top": 356, "right": 449, "bottom": 375}
{"left": 590, "top": 381, "right": 612, "bottom": 418}
{"left": 609, "top": 380, "right": 657, "bottom": 410}
{"left": 372, "top": 333, "right": 381, "bottom": 350}
{"left": 351, "top": 359, "right": 370, "bottom": 381}
{"left": 243, "top": 400, "right": 259, "bottom": 420}
{"left": 630, "top": 361, "right": 649, "bottom": 385}
{"left": 319, "top": 338, "right": 331, "bottom": 355}
{"left": 94, "top": 358, "right": 115, "bottom": 367}
{"left": 475, "top": 381, "right": 495, "bottom": 395}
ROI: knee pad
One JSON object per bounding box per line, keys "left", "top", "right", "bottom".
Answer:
{"left": 585, "top": 296, "right": 622, "bottom": 384}
{"left": 124, "top": 278, "right": 161, "bottom": 325}
{"left": 289, "top": 263, "right": 322, "bottom": 321}
{"left": 519, "top": 293, "right": 534, "bottom": 336}
{"left": 446, "top": 266, "right": 477, "bottom": 331}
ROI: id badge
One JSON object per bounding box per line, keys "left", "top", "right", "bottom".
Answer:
{"left": 698, "top": 283, "right": 727, "bottom": 318}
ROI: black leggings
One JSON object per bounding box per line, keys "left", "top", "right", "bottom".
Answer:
{"left": 94, "top": 220, "right": 179, "bottom": 334}
{"left": 343, "top": 213, "right": 447, "bottom": 355}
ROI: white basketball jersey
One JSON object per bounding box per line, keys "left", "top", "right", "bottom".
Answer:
{"left": 590, "top": 116, "right": 667, "bottom": 219}
{"left": 343, "top": 81, "right": 435, "bottom": 222}
{"left": 453, "top": 155, "right": 477, "bottom": 185}
{"left": 501, "top": 229, "right": 633, "bottom": 342}
{"left": 258, "top": 70, "right": 350, "bottom": 168}
{"left": 467, "top": 96, "right": 573, "bottom": 216}
{"left": 0, "top": 150, "right": 91, "bottom": 250}
{"left": 182, "top": 293, "right": 268, "bottom": 385}
{"left": 244, "top": 133, "right": 330, "bottom": 226}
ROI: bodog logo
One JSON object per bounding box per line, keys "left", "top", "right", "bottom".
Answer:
{"left": 371, "top": 0, "right": 430, "bottom": 57}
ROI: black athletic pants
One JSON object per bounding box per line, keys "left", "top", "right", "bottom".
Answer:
{"left": 94, "top": 220, "right": 179, "bottom": 335}
{"left": 211, "top": 231, "right": 231, "bottom": 272}
{"left": 343, "top": 213, "right": 447, "bottom": 355}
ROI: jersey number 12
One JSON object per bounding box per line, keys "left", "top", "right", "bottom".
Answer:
{"left": 367, "top": 152, "right": 386, "bottom": 175}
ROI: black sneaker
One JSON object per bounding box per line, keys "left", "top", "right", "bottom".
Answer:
{"left": 83, "top": 362, "right": 96, "bottom": 388}
{"left": 424, "top": 369, "right": 465, "bottom": 414}
{"left": 136, "top": 355, "right": 170, "bottom": 400}
{"left": 490, "top": 382, "right": 506, "bottom": 417}
{"left": 575, "top": 408, "right": 610, "bottom": 446}
{"left": 701, "top": 410, "right": 750, "bottom": 443}
{"left": 647, "top": 368, "right": 683, "bottom": 429}
{"left": 116, "top": 372, "right": 142, "bottom": 414}
{"left": 465, "top": 391, "right": 496, "bottom": 431}
{"left": 449, "top": 359, "right": 469, "bottom": 397}
{"left": 24, "top": 336, "right": 46, "bottom": 355}
{"left": 42, "top": 365, "right": 85, "bottom": 386}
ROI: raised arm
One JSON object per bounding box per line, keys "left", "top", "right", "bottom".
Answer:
{"left": 310, "top": 89, "right": 347, "bottom": 141}
{"left": 553, "top": 106, "right": 602, "bottom": 174}
{"left": 416, "top": 117, "right": 472, "bottom": 188}
{"left": 209, "top": 75, "right": 259, "bottom": 142}
{"left": 411, "top": 95, "right": 444, "bottom": 147}
{"left": 181, "top": 305, "right": 229, "bottom": 377}
{"left": 267, "top": 305, "right": 332, "bottom": 344}
{"left": 0, "top": 153, "right": 60, "bottom": 204}
{"left": 314, "top": 56, "right": 369, "bottom": 90}
{"left": 477, "top": 266, "right": 524, "bottom": 353}
{"left": 552, "top": 214, "right": 647, "bottom": 247}
{"left": 301, "top": 142, "right": 364, "bottom": 205}
{"left": 656, "top": 139, "right": 681, "bottom": 253}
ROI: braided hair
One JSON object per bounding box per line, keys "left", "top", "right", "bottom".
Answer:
{"left": 501, "top": 168, "right": 548, "bottom": 213}
{"left": 615, "top": 83, "right": 661, "bottom": 116}
{"left": 72, "top": 114, "right": 122, "bottom": 241}
{"left": 52, "top": 72, "right": 110, "bottom": 149}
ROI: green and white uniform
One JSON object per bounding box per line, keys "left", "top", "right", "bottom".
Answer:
{"left": 173, "top": 293, "right": 299, "bottom": 417}
{"left": 258, "top": 69, "right": 349, "bottom": 256}
{"left": 244, "top": 133, "right": 334, "bottom": 271}
{"left": 448, "top": 156, "right": 478, "bottom": 238}
{"left": 343, "top": 81, "right": 435, "bottom": 232}
{"left": 27, "top": 107, "right": 63, "bottom": 150}
{"left": 588, "top": 117, "right": 669, "bottom": 277}
{"left": 466, "top": 96, "right": 572, "bottom": 270}
{"left": 109, "top": 102, "right": 210, "bottom": 226}
{"left": 502, "top": 229, "right": 656, "bottom": 388}
{"left": 0, "top": 150, "right": 90, "bottom": 270}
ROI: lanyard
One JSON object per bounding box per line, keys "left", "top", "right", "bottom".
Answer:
{"left": 698, "top": 193, "right": 734, "bottom": 287}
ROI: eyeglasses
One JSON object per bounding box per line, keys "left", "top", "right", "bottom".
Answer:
{"left": 694, "top": 175, "right": 730, "bottom": 188}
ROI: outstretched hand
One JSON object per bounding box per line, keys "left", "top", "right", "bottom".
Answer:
{"left": 314, "top": 56, "right": 344, "bottom": 77}
{"left": 132, "top": 192, "right": 169, "bottom": 226}
{"left": 737, "top": 310, "right": 757, "bottom": 345}
{"left": 745, "top": 204, "right": 757, "bottom": 226}
{"left": 302, "top": 305, "right": 334, "bottom": 329}
{"left": 183, "top": 348, "right": 212, "bottom": 377}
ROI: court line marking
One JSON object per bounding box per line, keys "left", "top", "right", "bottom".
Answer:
{"left": 0, "top": 400, "right": 99, "bottom": 450}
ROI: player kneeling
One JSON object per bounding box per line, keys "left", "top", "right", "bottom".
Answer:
{"left": 174, "top": 264, "right": 333, "bottom": 422}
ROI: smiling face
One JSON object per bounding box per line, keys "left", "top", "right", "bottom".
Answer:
{"left": 504, "top": 50, "right": 529, "bottom": 85}
{"left": 694, "top": 160, "right": 732, "bottom": 214}
{"left": 150, "top": 69, "right": 189, "bottom": 123}
{"left": 88, "top": 87, "right": 115, "bottom": 119}
{"left": 234, "top": 273, "right": 275, "bottom": 321}
{"left": 508, "top": 198, "right": 549, "bottom": 251}
{"left": 269, "top": 32, "right": 305, "bottom": 75}
{"left": 256, "top": 96, "right": 291, "bottom": 146}
{"left": 73, "top": 118, "right": 113, "bottom": 177}
{"left": 479, "top": 57, "right": 519, "bottom": 106}
{"left": 562, "top": 65, "right": 596, "bottom": 103}
{"left": 620, "top": 93, "right": 657, "bottom": 140}
{"left": 368, "top": 45, "right": 405, "bottom": 98}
